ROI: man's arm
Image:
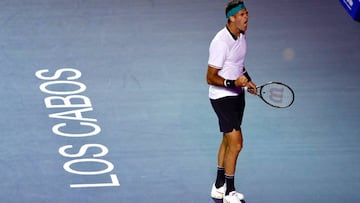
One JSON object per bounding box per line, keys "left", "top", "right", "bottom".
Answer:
{"left": 206, "top": 66, "right": 248, "bottom": 87}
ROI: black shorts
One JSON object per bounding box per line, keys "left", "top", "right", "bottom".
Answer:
{"left": 210, "top": 92, "right": 245, "bottom": 133}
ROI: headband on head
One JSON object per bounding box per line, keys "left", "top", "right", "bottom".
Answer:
{"left": 226, "top": 4, "right": 246, "bottom": 19}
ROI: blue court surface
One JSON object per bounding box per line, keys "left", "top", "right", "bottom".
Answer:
{"left": 1, "top": 0, "right": 360, "bottom": 203}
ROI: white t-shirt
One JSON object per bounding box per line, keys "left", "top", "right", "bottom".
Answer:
{"left": 208, "top": 27, "right": 247, "bottom": 99}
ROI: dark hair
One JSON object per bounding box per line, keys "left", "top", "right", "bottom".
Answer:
{"left": 225, "top": 0, "right": 245, "bottom": 17}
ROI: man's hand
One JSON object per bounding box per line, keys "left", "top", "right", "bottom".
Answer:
{"left": 246, "top": 81, "right": 258, "bottom": 95}
{"left": 235, "top": 75, "right": 248, "bottom": 87}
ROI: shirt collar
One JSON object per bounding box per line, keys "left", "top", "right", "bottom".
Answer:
{"left": 226, "top": 26, "right": 245, "bottom": 40}
{"left": 226, "top": 26, "right": 238, "bottom": 40}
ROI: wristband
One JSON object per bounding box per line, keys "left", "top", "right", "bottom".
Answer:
{"left": 224, "top": 79, "right": 236, "bottom": 88}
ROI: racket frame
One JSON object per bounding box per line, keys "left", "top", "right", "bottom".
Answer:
{"left": 253, "top": 81, "right": 295, "bottom": 108}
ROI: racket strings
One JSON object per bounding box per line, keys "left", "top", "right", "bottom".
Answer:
{"left": 260, "top": 83, "right": 294, "bottom": 108}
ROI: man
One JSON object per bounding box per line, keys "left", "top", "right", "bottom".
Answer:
{"left": 206, "top": 1, "right": 257, "bottom": 203}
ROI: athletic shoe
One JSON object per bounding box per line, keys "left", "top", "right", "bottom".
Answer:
{"left": 223, "top": 191, "right": 245, "bottom": 203}
{"left": 211, "top": 183, "right": 245, "bottom": 201}
{"left": 211, "top": 183, "right": 226, "bottom": 199}
{"left": 236, "top": 192, "right": 244, "bottom": 200}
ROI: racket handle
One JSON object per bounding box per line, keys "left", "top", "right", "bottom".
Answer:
{"left": 244, "top": 86, "right": 259, "bottom": 95}
{"left": 244, "top": 86, "right": 259, "bottom": 90}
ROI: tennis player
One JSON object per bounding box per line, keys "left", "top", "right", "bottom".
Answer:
{"left": 206, "top": 1, "right": 257, "bottom": 202}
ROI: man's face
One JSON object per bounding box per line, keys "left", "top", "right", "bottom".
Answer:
{"left": 231, "top": 9, "right": 249, "bottom": 32}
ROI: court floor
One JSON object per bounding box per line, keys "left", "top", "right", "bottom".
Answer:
{"left": 1, "top": 0, "right": 360, "bottom": 202}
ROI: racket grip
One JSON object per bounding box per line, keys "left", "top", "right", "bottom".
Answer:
{"left": 244, "top": 86, "right": 259, "bottom": 95}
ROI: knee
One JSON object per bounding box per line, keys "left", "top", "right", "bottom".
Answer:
{"left": 229, "top": 142, "right": 243, "bottom": 153}
{"left": 225, "top": 130, "right": 244, "bottom": 153}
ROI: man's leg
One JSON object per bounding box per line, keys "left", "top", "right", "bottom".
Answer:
{"left": 211, "top": 135, "right": 229, "bottom": 199}
{"left": 218, "top": 134, "right": 228, "bottom": 167}
{"left": 214, "top": 135, "right": 228, "bottom": 188}
{"left": 224, "top": 129, "right": 243, "bottom": 195}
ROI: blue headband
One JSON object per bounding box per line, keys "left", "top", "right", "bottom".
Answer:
{"left": 226, "top": 4, "right": 246, "bottom": 18}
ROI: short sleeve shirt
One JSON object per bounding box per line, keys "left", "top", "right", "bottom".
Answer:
{"left": 208, "top": 27, "right": 247, "bottom": 99}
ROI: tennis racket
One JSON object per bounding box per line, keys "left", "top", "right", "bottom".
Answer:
{"left": 246, "top": 82, "right": 295, "bottom": 108}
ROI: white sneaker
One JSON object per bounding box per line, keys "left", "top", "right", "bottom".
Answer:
{"left": 211, "top": 183, "right": 226, "bottom": 199}
{"left": 223, "top": 191, "right": 245, "bottom": 203}
{"left": 236, "top": 192, "right": 245, "bottom": 201}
